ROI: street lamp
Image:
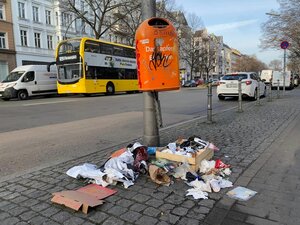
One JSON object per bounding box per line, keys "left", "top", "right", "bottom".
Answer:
{"left": 64, "top": 11, "right": 88, "bottom": 39}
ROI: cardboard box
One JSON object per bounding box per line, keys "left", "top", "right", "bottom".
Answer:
{"left": 156, "top": 147, "right": 214, "bottom": 172}
{"left": 51, "top": 184, "right": 117, "bottom": 214}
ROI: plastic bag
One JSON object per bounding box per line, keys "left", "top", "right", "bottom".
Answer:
{"left": 227, "top": 186, "right": 257, "bottom": 201}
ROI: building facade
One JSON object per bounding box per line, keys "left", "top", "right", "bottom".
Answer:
{"left": 0, "top": 0, "right": 16, "bottom": 80}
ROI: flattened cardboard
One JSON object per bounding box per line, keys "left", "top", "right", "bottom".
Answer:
{"left": 77, "top": 183, "right": 117, "bottom": 199}
{"left": 51, "top": 184, "right": 117, "bottom": 214}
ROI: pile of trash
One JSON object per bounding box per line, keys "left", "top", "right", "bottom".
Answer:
{"left": 66, "top": 136, "right": 233, "bottom": 200}
{"left": 67, "top": 142, "right": 148, "bottom": 188}
{"left": 158, "top": 136, "right": 219, "bottom": 157}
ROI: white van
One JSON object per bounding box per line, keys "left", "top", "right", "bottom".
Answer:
{"left": 272, "top": 71, "right": 293, "bottom": 90}
{"left": 260, "top": 70, "right": 273, "bottom": 84}
{"left": 0, "top": 65, "right": 57, "bottom": 100}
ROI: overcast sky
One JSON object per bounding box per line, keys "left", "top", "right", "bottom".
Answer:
{"left": 175, "top": 0, "right": 282, "bottom": 65}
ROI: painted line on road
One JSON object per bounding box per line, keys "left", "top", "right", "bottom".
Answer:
{"left": 22, "top": 99, "right": 78, "bottom": 106}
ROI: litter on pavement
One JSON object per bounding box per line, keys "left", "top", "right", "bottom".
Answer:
{"left": 51, "top": 184, "right": 117, "bottom": 214}
{"left": 64, "top": 136, "right": 236, "bottom": 205}
{"left": 226, "top": 186, "right": 257, "bottom": 201}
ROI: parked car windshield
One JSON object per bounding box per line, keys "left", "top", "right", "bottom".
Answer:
{"left": 2, "top": 71, "right": 25, "bottom": 83}
{"left": 221, "top": 74, "right": 248, "bottom": 80}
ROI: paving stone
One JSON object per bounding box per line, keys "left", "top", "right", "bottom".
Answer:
{"left": 198, "top": 199, "right": 215, "bottom": 208}
{"left": 159, "top": 212, "right": 180, "bottom": 224}
{"left": 9, "top": 206, "right": 29, "bottom": 216}
{"left": 116, "top": 199, "right": 135, "bottom": 208}
{"left": 159, "top": 203, "right": 175, "bottom": 211}
{"left": 2, "top": 192, "right": 20, "bottom": 200}
{"left": 132, "top": 193, "right": 151, "bottom": 203}
{"left": 135, "top": 215, "right": 158, "bottom": 225}
{"left": 181, "top": 200, "right": 196, "bottom": 209}
{"left": 0, "top": 211, "right": 10, "bottom": 220}
{"left": 145, "top": 198, "right": 164, "bottom": 208}
{"left": 143, "top": 206, "right": 161, "bottom": 217}
{"left": 63, "top": 217, "right": 90, "bottom": 225}
{"left": 119, "top": 210, "right": 142, "bottom": 223}
{"left": 171, "top": 206, "right": 189, "bottom": 216}
{"left": 2, "top": 217, "right": 20, "bottom": 225}
{"left": 20, "top": 210, "right": 39, "bottom": 220}
{"left": 130, "top": 203, "right": 148, "bottom": 212}
{"left": 108, "top": 205, "right": 128, "bottom": 216}
{"left": 51, "top": 211, "right": 72, "bottom": 223}
{"left": 186, "top": 210, "right": 206, "bottom": 220}
{"left": 164, "top": 194, "right": 185, "bottom": 205}
{"left": 193, "top": 206, "right": 211, "bottom": 215}
{"left": 21, "top": 199, "right": 40, "bottom": 207}
{"left": 40, "top": 207, "right": 61, "bottom": 217}
{"left": 102, "top": 216, "right": 125, "bottom": 225}
{"left": 28, "top": 215, "right": 49, "bottom": 225}
{"left": 88, "top": 211, "right": 109, "bottom": 224}
{"left": 177, "top": 217, "right": 201, "bottom": 225}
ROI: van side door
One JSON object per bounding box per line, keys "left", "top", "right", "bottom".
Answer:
{"left": 21, "top": 71, "right": 38, "bottom": 95}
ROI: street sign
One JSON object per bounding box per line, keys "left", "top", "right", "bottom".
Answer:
{"left": 280, "top": 41, "right": 289, "bottom": 49}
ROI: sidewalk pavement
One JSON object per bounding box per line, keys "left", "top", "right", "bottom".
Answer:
{"left": 0, "top": 88, "right": 300, "bottom": 225}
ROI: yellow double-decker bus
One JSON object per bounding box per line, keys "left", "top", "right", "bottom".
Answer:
{"left": 55, "top": 37, "right": 138, "bottom": 95}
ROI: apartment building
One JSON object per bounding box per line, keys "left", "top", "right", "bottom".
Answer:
{"left": 0, "top": 0, "right": 16, "bottom": 80}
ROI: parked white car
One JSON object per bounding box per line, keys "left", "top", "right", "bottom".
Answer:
{"left": 217, "top": 72, "right": 266, "bottom": 100}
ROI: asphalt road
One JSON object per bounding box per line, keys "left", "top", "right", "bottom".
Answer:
{"left": 0, "top": 87, "right": 245, "bottom": 180}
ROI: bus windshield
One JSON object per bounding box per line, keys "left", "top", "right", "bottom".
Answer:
{"left": 57, "top": 64, "right": 82, "bottom": 83}
{"left": 58, "top": 40, "right": 81, "bottom": 54}
{"left": 2, "top": 71, "right": 25, "bottom": 83}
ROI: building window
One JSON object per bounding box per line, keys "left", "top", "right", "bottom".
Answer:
{"left": 55, "top": 12, "right": 59, "bottom": 25}
{"left": 34, "top": 32, "right": 41, "bottom": 48}
{"left": 18, "top": 2, "right": 25, "bottom": 19}
{"left": 62, "top": 12, "right": 72, "bottom": 26}
{"left": 0, "top": 33, "right": 6, "bottom": 49}
{"left": 0, "top": 4, "right": 5, "bottom": 20}
{"left": 47, "top": 35, "right": 53, "bottom": 49}
{"left": 45, "top": 10, "right": 51, "bottom": 25}
{"left": 20, "top": 30, "right": 27, "bottom": 46}
{"left": 32, "top": 6, "right": 39, "bottom": 22}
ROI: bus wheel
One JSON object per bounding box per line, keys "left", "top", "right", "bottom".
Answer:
{"left": 106, "top": 83, "right": 115, "bottom": 95}
{"left": 18, "top": 90, "right": 29, "bottom": 100}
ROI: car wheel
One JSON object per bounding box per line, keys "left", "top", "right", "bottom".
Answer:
{"left": 18, "top": 90, "right": 29, "bottom": 100}
{"left": 218, "top": 96, "right": 225, "bottom": 100}
{"left": 106, "top": 82, "right": 115, "bottom": 95}
{"left": 252, "top": 89, "right": 258, "bottom": 101}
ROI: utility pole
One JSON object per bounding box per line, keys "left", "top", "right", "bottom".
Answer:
{"left": 141, "top": 0, "right": 160, "bottom": 146}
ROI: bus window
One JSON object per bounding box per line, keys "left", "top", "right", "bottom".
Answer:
{"left": 59, "top": 40, "right": 81, "bottom": 54}
{"left": 84, "top": 41, "right": 100, "bottom": 53}
{"left": 58, "top": 64, "right": 82, "bottom": 81}
{"left": 124, "top": 49, "right": 135, "bottom": 58}
{"left": 113, "top": 46, "right": 124, "bottom": 57}
{"left": 100, "top": 43, "right": 112, "bottom": 55}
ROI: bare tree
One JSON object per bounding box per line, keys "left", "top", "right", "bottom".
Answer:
{"left": 261, "top": 0, "right": 300, "bottom": 60}
{"left": 269, "top": 59, "right": 282, "bottom": 71}
{"left": 179, "top": 13, "right": 205, "bottom": 79}
{"left": 234, "top": 55, "right": 267, "bottom": 73}
{"left": 60, "top": 0, "right": 134, "bottom": 39}
{"left": 198, "top": 38, "right": 217, "bottom": 81}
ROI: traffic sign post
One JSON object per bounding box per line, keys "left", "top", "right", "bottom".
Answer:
{"left": 280, "top": 41, "right": 289, "bottom": 96}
